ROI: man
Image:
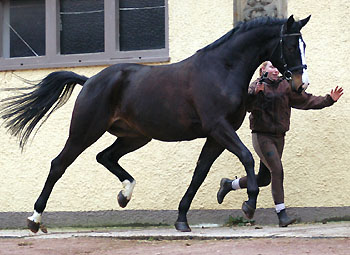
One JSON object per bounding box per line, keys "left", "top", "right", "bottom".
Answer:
{"left": 217, "top": 61, "right": 343, "bottom": 227}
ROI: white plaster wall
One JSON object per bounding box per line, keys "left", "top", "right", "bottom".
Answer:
{"left": 0, "top": 0, "right": 349, "bottom": 214}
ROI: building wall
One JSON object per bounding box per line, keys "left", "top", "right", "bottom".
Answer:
{"left": 0, "top": 0, "right": 349, "bottom": 226}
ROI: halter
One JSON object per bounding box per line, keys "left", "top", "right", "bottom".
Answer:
{"left": 278, "top": 24, "right": 307, "bottom": 81}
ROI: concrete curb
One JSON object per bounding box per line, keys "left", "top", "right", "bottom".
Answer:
{"left": 1, "top": 222, "right": 349, "bottom": 240}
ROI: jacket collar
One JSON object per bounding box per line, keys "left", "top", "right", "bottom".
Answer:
{"left": 265, "top": 77, "right": 283, "bottom": 86}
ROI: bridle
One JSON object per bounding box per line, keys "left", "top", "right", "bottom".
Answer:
{"left": 268, "top": 24, "right": 308, "bottom": 93}
{"left": 278, "top": 24, "right": 307, "bottom": 82}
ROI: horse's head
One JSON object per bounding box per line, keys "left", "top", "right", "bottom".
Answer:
{"left": 271, "top": 15, "right": 311, "bottom": 93}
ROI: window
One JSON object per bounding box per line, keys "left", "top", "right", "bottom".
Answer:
{"left": 60, "top": 0, "right": 105, "bottom": 55}
{"left": 119, "top": 0, "right": 166, "bottom": 51}
{"left": 8, "top": 0, "right": 46, "bottom": 58}
{"left": 0, "top": 0, "right": 169, "bottom": 71}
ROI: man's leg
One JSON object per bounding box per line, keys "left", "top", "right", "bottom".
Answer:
{"left": 252, "top": 133, "right": 295, "bottom": 227}
{"left": 217, "top": 161, "right": 270, "bottom": 204}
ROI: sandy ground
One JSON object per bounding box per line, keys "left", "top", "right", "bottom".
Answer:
{"left": 1, "top": 222, "right": 349, "bottom": 255}
{"left": 1, "top": 237, "right": 349, "bottom": 255}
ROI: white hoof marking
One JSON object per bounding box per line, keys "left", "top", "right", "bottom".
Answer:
{"left": 121, "top": 180, "right": 136, "bottom": 200}
{"left": 28, "top": 210, "right": 42, "bottom": 223}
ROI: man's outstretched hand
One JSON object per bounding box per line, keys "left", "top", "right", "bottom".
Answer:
{"left": 330, "top": 86, "right": 343, "bottom": 101}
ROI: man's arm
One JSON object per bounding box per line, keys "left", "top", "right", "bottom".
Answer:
{"left": 289, "top": 86, "right": 343, "bottom": 110}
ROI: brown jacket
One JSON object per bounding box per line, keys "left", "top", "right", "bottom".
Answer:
{"left": 246, "top": 78, "right": 335, "bottom": 135}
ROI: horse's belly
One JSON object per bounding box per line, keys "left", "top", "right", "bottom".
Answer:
{"left": 151, "top": 125, "right": 206, "bottom": 142}
{"left": 108, "top": 119, "right": 143, "bottom": 137}
{"left": 136, "top": 117, "right": 206, "bottom": 141}
{"left": 109, "top": 115, "right": 205, "bottom": 141}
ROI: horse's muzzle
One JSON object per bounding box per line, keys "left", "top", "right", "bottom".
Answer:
{"left": 291, "top": 72, "right": 309, "bottom": 93}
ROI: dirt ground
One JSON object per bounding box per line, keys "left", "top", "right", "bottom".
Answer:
{"left": 0, "top": 237, "right": 349, "bottom": 255}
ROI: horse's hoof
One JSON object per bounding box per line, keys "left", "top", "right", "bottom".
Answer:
{"left": 117, "top": 190, "right": 130, "bottom": 208}
{"left": 175, "top": 221, "right": 191, "bottom": 232}
{"left": 242, "top": 201, "right": 255, "bottom": 219}
{"left": 27, "top": 219, "right": 40, "bottom": 233}
{"left": 40, "top": 224, "right": 48, "bottom": 233}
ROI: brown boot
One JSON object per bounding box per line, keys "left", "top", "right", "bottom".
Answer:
{"left": 217, "top": 178, "right": 233, "bottom": 204}
{"left": 277, "top": 209, "right": 296, "bottom": 227}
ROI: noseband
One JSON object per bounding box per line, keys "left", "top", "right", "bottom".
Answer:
{"left": 278, "top": 24, "right": 307, "bottom": 81}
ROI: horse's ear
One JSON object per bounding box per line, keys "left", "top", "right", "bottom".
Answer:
{"left": 286, "top": 15, "right": 295, "bottom": 31}
{"left": 299, "top": 15, "right": 311, "bottom": 29}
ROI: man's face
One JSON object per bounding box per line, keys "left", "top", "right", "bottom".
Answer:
{"left": 263, "top": 62, "right": 280, "bottom": 81}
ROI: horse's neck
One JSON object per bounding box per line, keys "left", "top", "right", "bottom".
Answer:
{"left": 217, "top": 26, "right": 280, "bottom": 85}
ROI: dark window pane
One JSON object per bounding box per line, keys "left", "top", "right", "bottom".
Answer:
{"left": 119, "top": 0, "right": 165, "bottom": 51}
{"left": 60, "top": 0, "right": 104, "bottom": 54}
{"left": 9, "top": 0, "right": 45, "bottom": 58}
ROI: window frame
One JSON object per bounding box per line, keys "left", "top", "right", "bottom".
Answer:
{"left": 0, "top": 0, "right": 169, "bottom": 71}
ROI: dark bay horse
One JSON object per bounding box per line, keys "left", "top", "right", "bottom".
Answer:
{"left": 0, "top": 15, "right": 310, "bottom": 232}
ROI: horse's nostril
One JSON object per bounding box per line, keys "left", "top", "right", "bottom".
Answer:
{"left": 302, "top": 83, "right": 309, "bottom": 90}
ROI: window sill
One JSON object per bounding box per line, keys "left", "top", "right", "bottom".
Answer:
{"left": 0, "top": 52, "right": 170, "bottom": 71}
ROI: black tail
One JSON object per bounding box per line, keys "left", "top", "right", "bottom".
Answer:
{"left": 0, "top": 71, "right": 89, "bottom": 149}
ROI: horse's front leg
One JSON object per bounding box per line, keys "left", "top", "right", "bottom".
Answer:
{"left": 210, "top": 118, "right": 259, "bottom": 219}
{"left": 175, "top": 137, "right": 224, "bottom": 232}
{"left": 96, "top": 136, "right": 151, "bottom": 208}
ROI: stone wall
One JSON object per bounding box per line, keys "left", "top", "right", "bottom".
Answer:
{"left": 234, "top": 0, "right": 287, "bottom": 23}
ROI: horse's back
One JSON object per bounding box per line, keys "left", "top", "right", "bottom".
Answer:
{"left": 86, "top": 61, "right": 205, "bottom": 141}
{"left": 122, "top": 62, "right": 206, "bottom": 140}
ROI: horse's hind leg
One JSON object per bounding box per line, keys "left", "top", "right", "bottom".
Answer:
{"left": 27, "top": 101, "right": 111, "bottom": 233}
{"left": 96, "top": 136, "right": 151, "bottom": 208}
{"left": 27, "top": 136, "right": 103, "bottom": 233}
{"left": 175, "top": 137, "right": 224, "bottom": 232}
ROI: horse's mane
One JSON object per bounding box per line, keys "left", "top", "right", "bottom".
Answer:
{"left": 198, "top": 16, "right": 287, "bottom": 52}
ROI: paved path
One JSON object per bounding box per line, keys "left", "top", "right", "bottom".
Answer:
{"left": 1, "top": 222, "right": 349, "bottom": 240}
